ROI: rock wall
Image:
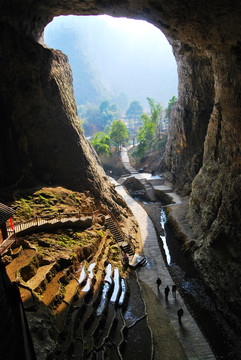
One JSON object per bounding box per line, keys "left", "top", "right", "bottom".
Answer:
{"left": 0, "top": 22, "right": 137, "bottom": 237}
{"left": 188, "top": 49, "right": 241, "bottom": 327}
{"left": 164, "top": 42, "right": 215, "bottom": 194}
{"left": 1, "top": 0, "right": 241, "bottom": 330}
{"left": 0, "top": 24, "right": 97, "bottom": 190}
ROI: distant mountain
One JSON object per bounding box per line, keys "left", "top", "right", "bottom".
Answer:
{"left": 44, "top": 15, "right": 177, "bottom": 110}
{"left": 44, "top": 25, "right": 110, "bottom": 107}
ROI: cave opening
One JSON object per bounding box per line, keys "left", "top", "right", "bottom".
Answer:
{"left": 1, "top": 3, "right": 241, "bottom": 357}
{"left": 43, "top": 14, "right": 178, "bottom": 140}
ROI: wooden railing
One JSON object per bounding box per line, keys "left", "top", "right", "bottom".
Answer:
{"left": 2, "top": 208, "right": 135, "bottom": 257}
{"left": 6, "top": 210, "right": 99, "bottom": 236}
{"left": 0, "top": 210, "right": 99, "bottom": 255}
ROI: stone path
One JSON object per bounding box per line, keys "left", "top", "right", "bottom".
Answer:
{"left": 120, "top": 147, "right": 138, "bottom": 174}
{"left": 120, "top": 147, "right": 182, "bottom": 205}
{"left": 111, "top": 147, "right": 216, "bottom": 359}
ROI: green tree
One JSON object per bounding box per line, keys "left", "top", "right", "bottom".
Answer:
{"left": 90, "top": 132, "right": 111, "bottom": 155}
{"left": 98, "top": 100, "right": 120, "bottom": 129}
{"left": 81, "top": 100, "right": 120, "bottom": 136}
{"left": 134, "top": 98, "right": 165, "bottom": 158}
{"left": 126, "top": 100, "right": 143, "bottom": 143}
{"left": 126, "top": 100, "right": 143, "bottom": 121}
{"left": 164, "top": 95, "right": 177, "bottom": 124}
{"left": 146, "top": 97, "right": 164, "bottom": 139}
{"left": 110, "top": 120, "right": 129, "bottom": 151}
{"left": 136, "top": 113, "right": 155, "bottom": 157}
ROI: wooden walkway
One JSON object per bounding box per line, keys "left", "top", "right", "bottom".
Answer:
{"left": 0, "top": 211, "right": 98, "bottom": 256}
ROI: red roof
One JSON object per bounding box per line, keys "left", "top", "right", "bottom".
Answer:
{"left": 0, "top": 203, "right": 15, "bottom": 225}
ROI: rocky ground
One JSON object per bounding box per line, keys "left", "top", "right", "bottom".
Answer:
{"left": 0, "top": 186, "right": 155, "bottom": 359}
{"left": 0, "top": 182, "right": 194, "bottom": 360}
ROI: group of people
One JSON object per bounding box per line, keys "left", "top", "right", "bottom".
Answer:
{"left": 156, "top": 277, "right": 184, "bottom": 322}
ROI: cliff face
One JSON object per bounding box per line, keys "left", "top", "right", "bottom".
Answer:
{"left": 164, "top": 43, "right": 215, "bottom": 194}
{"left": 0, "top": 25, "right": 99, "bottom": 191}
{"left": 0, "top": 22, "right": 136, "bottom": 237}
{"left": 1, "top": 0, "right": 241, "bottom": 329}
{"left": 187, "top": 50, "right": 241, "bottom": 326}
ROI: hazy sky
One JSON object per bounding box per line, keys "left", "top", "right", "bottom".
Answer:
{"left": 44, "top": 15, "right": 178, "bottom": 109}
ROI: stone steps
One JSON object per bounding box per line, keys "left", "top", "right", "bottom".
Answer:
{"left": 41, "top": 270, "right": 66, "bottom": 308}
{"left": 54, "top": 278, "right": 79, "bottom": 330}
{"left": 9, "top": 220, "right": 151, "bottom": 359}
{"left": 26, "top": 262, "right": 56, "bottom": 293}
{"left": 106, "top": 216, "right": 147, "bottom": 268}
{"left": 105, "top": 217, "right": 134, "bottom": 256}
{"left": 94, "top": 303, "right": 117, "bottom": 350}
{"left": 57, "top": 258, "right": 130, "bottom": 360}
{"left": 6, "top": 248, "right": 36, "bottom": 282}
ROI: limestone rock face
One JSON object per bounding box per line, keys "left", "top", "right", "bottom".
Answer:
{"left": 1, "top": 0, "right": 241, "bottom": 330}
{"left": 0, "top": 25, "right": 100, "bottom": 191}
{"left": 164, "top": 43, "right": 215, "bottom": 194}
{"left": 0, "top": 21, "right": 137, "bottom": 243}
{"left": 187, "top": 50, "right": 241, "bottom": 324}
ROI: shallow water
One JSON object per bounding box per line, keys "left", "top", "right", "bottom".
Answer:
{"left": 160, "top": 209, "right": 171, "bottom": 265}
{"left": 160, "top": 208, "right": 241, "bottom": 360}
{"left": 82, "top": 277, "right": 91, "bottom": 292}
{"left": 118, "top": 278, "right": 126, "bottom": 306}
{"left": 104, "top": 263, "right": 112, "bottom": 284}
{"left": 78, "top": 265, "right": 86, "bottom": 283}
{"left": 96, "top": 282, "right": 110, "bottom": 316}
{"left": 110, "top": 268, "right": 120, "bottom": 303}
{"left": 81, "top": 262, "right": 96, "bottom": 292}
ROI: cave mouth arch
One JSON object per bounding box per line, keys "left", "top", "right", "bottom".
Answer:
{"left": 1, "top": 0, "right": 241, "bottom": 343}
{"left": 40, "top": 9, "right": 215, "bottom": 196}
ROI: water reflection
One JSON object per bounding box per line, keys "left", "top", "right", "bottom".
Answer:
{"left": 110, "top": 268, "right": 120, "bottom": 303}
{"left": 96, "top": 282, "right": 110, "bottom": 316}
{"left": 104, "top": 263, "right": 112, "bottom": 284}
{"left": 81, "top": 262, "right": 96, "bottom": 292}
{"left": 82, "top": 277, "right": 91, "bottom": 292}
{"left": 159, "top": 209, "right": 171, "bottom": 265}
{"left": 119, "top": 278, "right": 126, "bottom": 306}
{"left": 78, "top": 263, "right": 86, "bottom": 283}
{"left": 163, "top": 212, "right": 241, "bottom": 359}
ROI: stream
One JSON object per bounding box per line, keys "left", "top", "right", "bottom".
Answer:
{"left": 153, "top": 206, "right": 241, "bottom": 360}
{"left": 115, "top": 164, "right": 241, "bottom": 359}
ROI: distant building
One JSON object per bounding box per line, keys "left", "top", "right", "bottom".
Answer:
{"left": 0, "top": 203, "right": 15, "bottom": 244}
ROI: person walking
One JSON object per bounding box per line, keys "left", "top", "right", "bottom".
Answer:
{"left": 156, "top": 277, "right": 162, "bottom": 290}
{"left": 164, "top": 285, "right": 170, "bottom": 299}
{"left": 177, "top": 308, "right": 184, "bottom": 322}
{"left": 172, "top": 284, "right": 177, "bottom": 298}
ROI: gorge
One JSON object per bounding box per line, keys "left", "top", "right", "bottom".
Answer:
{"left": 0, "top": 0, "right": 241, "bottom": 358}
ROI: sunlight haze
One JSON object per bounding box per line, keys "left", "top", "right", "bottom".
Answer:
{"left": 44, "top": 15, "right": 177, "bottom": 110}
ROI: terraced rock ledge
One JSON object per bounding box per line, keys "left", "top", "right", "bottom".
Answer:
{"left": 1, "top": 187, "right": 151, "bottom": 360}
